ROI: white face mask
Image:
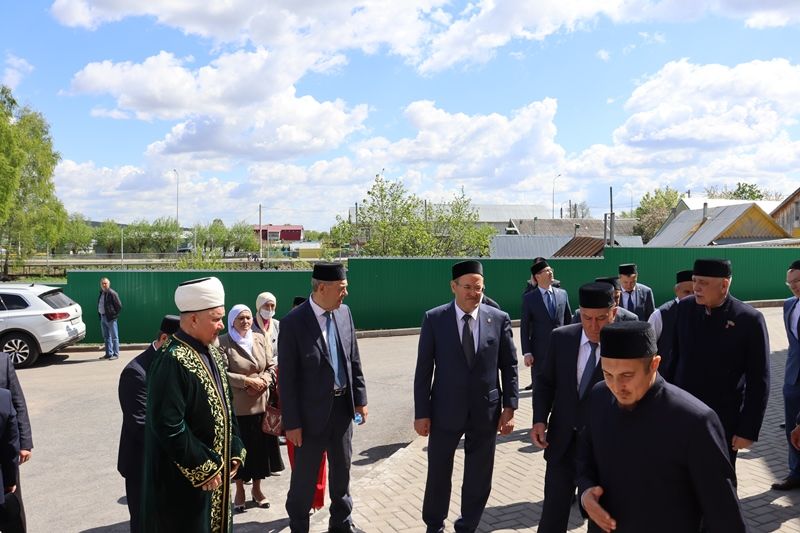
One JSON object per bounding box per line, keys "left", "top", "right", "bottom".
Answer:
{"left": 260, "top": 309, "right": 275, "bottom": 320}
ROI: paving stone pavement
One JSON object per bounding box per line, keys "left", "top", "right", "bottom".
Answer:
{"left": 307, "top": 307, "right": 800, "bottom": 532}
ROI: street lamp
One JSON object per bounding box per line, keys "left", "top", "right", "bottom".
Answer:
{"left": 174, "top": 168, "right": 179, "bottom": 253}
{"left": 552, "top": 173, "right": 561, "bottom": 219}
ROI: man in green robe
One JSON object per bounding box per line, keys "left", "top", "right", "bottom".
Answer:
{"left": 142, "top": 276, "right": 245, "bottom": 533}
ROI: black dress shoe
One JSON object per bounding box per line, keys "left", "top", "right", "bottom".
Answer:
{"left": 328, "top": 523, "right": 357, "bottom": 533}
{"left": 523, "top": 383, "right": 533, "bottom": 391}
{"left": 771, "top": 477, "right": 800, "bottom": 491}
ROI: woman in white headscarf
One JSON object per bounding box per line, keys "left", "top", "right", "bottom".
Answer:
{"left": 218, "top": 304, "right": 284, "bottom": 512}
{"left": 252, "top": 291, "right": 280, "bottom": 361}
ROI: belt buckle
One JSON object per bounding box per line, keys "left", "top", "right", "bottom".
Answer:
{"left": 333, "top": 388, "right": 347, "bottom": 397}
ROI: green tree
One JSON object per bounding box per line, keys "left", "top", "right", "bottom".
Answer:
{"left": 61, "top": 213, "right": 94, "bottom": 254}
{"left": 0, "top": 87, "right": 23, "bottom": 228}
{"left": 705, "top": 182, "right": 783, "bottom": 201}
{"left": 124, "top": 219, "right": 152, "bottom": 253}
{"left": 428, "top": 189, "right": 495, "bottom": 256}
{"left": 150, "top": 217, "right": 181, "bottom": 254}
{"left": 627, "top": 186, "right": 683, "bottom": 243}
{"left": 207, "top": 219, "right": 228, "bottom": 253}
{"left": 94, "top": 220, "right": 121, "bottom": 254}
{"left": 228, "top": 221, "right": 258, "bottom": 253}
{"left": 330, "top": 174, "right": 493, "bottom": 257}
{"left": 192, "top": 223, "right": 209, "bottom": 251}
{"left": 0, "top": 88, "right": 67, "bottom": 271}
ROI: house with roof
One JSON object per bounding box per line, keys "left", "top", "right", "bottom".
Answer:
{"left": 646, "top": 203, "right": 789, "bottom": 247}
{"left": 770, "top": 186, "right": 800, "bottom": 237}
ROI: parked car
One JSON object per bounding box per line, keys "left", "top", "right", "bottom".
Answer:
{"left": 0, "top": 284, "right": 86, "bottom": 368}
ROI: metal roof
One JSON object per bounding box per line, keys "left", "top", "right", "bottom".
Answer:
{"left": 490, "top": 235, "right": 570, "bottom": 259}
{"left": 678, "top": 197, "right": 781, "bottom": 215}
{"left": 552, "top": 237, "right": 607, "bottom": 258}
{"left": 647, "top": 203, "right": 789, "bottom": 247}
{"left": 513, "top": 218, "right": 637, "bottom": 237}
{"left": 347, "top": 203, "right": 550, "bottom": 224}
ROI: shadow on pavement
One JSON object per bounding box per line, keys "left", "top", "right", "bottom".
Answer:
{"left": 235, "top": 517, "right": 290, "bottom": 532}
{"left": 352, "top": 442, "right": 408, "bottom": 466}
{"left": 481, "top": 500, "right": 543, "bottom": 531}
{"left": 30, "top": 353, "right": 98, "bottom": 367}
{"left": 79, "top": 522, "right": 129, "bottom": 533}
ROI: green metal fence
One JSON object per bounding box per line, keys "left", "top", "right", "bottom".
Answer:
{"left": 67, "top": 247, "right": 799, "bottom": 343}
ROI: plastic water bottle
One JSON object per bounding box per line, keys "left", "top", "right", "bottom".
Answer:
{"left": 354, "top": 412, "right": 363, "bottom": 425}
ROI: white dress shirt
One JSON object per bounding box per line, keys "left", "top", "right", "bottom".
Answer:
{"left": 576, "top": 330, "right": 600, "bottom": 390}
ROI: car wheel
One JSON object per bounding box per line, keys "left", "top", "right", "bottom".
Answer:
{"left": 1, "top": 333, "right": 40, "bottom": 369}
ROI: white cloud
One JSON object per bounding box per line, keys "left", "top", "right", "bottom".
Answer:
{"left": 2, "top": 54, "right": 34, "bottom": 90}
{"left": 596, "top": 49, "right": 610, "bottom": 62}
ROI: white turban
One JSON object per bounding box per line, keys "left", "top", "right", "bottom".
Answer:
{"left": 174, "top": 277, "right": 225, "bottom": 312}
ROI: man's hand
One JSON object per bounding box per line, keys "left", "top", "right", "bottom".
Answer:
{"left": 4, "top": 485, "right": 15, "bottom": 494}
{"left": 414, "top": 418, "right": 431, "bottom": 437}
{"left": 523, "top": 354, "right": 534, "bottom": 368}
{"left": 581, "top": 486, "right": 616, "bottom": 532}
{"left": 201, "top": 473, "right": 222, "bottom": 492}
{"left": 355, "top": 405, "right": 368, "bottom": 425}
{"left": 530, "top": 422, "right": 548, "bottom": 448}
{"left": 286, "top": 428, "right": 303, "bottom": 447}
{"left": 497, "top": 407, "right": 515, "bottom": 435}
{"left": 731, "top": 435, "right": 754, "bottom": 451}
{"left": 792, "top": 425, "right": 800, "bottom": 451}
{"left": 230, "top": 459, "right": 241, "bottom": 479}
{"left": 19, "top": 450, "right": 31, "bottom": 464}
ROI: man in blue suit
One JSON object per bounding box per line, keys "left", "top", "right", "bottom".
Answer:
{"left": 532, "top": 282, "right": 616, "bottom": 533}
{"left": 414, "top": 260, "right": 519, "bottom": 533}
{"left": 117, "top": 315, "right": 180, "bottom": 532}
{"left": 279, "top": 262, "right": 368, "bottom": 533}
{"left": 520, "top": 260, "right": 571, "bottom": 392}
{"left": 774, "top": 259, "right": 800, "bottom": 491}
{"left": 618, "top": 263, "right": 655, "bottom": 321}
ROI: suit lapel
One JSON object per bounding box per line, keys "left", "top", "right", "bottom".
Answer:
{"left": 301, "top": 301, "right": 334, "bottom": 369}
{"left": 568, "top": 329, "right": 582, "bottom": 396}
{"left": 477, "top": 304, "right": 490, "bottom": 356}
{"left": 790, "top": 298, "right": 800, "bottom": 340}
{"left": 332, "top": 308, "right": 350, "bottom": 360}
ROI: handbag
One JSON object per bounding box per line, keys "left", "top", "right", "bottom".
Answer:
{"left": 261, "top": 382, "right": 283, "bottom": 436}
{"left": 261, "top": 404, "right": 283, "bottom": 436}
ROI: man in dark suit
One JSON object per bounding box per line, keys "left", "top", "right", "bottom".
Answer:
{"left": 0, "top": 353, "right": 31, "bottom": 532}
{"left": 279, "top": 262, "right": 368, "bottom": 533}
{"left": 578, "top": 322, "right": 746, "bottom": 533}
{"left": 774, "top": 260, "right": 800, "bottom": 491}
{"left": 618, "top": 263, "right": 655, "bottom": 321}
{"left": 666, "top": 258, "right": 770, "bottom": 467}
{"left": 521, "top": 260, "right": 571, "bottom": 393}
{"left": 647, "top": 269, "right": 694, "bottom": 372}
{"left": 414, "top": 260, "right": 518, "bottom": 533}
{"left": 573, "top": 277, "right": 637, "bottom": 323}
{"left": 531, "top": 282, "right": 616, "bottom": 533}
{"left": 117, "top": 315, "right": 180, "bottom": 532}
{"left": 0, "top": 387, "right": 20, "bottom": 533}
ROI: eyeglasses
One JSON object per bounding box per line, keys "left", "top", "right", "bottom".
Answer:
{"left": 457, "top": 283, "right": 485, "bottom": 293}
{"left": 787, "top": 280, "right": 800, "bottom": 287}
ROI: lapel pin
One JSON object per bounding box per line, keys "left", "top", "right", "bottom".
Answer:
{"left": 487, "top": 317, "right": 492, "bottom": 323}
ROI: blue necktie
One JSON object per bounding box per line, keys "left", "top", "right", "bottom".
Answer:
{"left": 579, "top": 342, "right": 598, "bottom": 398}
{"left": 545, "top": 290, "right": 556, "bottom": 320}
{"left": 626, "top": 291, "right": 635, "bottom": 312}
{"left": 325, "top": 312, "right": 344, "bottom": 388}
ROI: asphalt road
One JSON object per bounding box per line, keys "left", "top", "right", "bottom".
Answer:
{"left": 16, "top": 307, "right": 787, "bottom": 532}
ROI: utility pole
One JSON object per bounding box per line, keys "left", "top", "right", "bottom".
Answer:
{"left": 258, "top": 203, "right": 263, "bottom": 259}
{"left": 174, "top": 169, "right": 180, "bottom": 253}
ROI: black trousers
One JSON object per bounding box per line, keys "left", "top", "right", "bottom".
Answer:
{"left": 125, "top": 473, "right": 143, "bottom": 533}
{"left": 0, "top": 491, "right": 24, "bottom": 533}
{"left": 538, "top": 443, "right": 577, "bottom": 533}
{"left": 422, "top": 425, "right": 497, "bottom": 533}
{"left": 286, "top": 396, "right": 354, "bottom": 533}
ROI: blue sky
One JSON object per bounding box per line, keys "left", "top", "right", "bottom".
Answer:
{"left": 3, "top": 1, "right": 800, "bottom": 230}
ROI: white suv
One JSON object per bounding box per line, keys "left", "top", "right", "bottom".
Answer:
{"left": 0, "top": 284, "right": 86, "bottom": 368}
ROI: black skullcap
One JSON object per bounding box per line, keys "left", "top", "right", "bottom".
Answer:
{"left": 530, "top": 260, "right": 550, "bottom": 276}
{"left": 595, "top": 276, "right": 621, "bottom": 291}
{"left": 693, "top": 258, "right": 731, "bottom": 278}
{"left": 790, "top": 260, "right": 800, "bottom": 271}
{"left": 618, "top": 263, "right": 637, "bottom": 276}
{"left": 160, "top": 315, "right": 180, "bottom": 335}
{"left": 676, "top": 269, "right": 694, "bottom": 284}
{"left": 600, "top": 321, "right": 657, "bottom": 359}
{"left": 313, "top": 262, "right": 346, "bottom": 281}
{"left": 579, "top": 282, "right": 616, "bottom": 309}
{"left": 292, "top": 296, "right": 307, "bottom": 307}
{"left": 452, "top": 260, "right": 483, "bottom": 280}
